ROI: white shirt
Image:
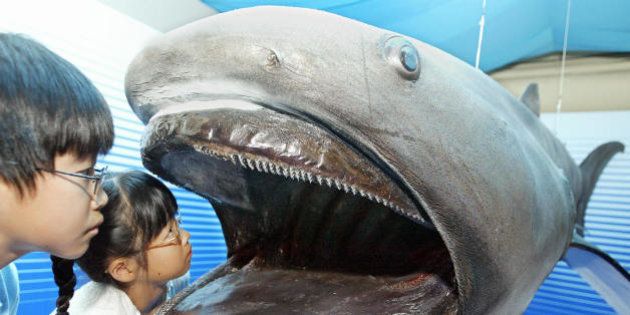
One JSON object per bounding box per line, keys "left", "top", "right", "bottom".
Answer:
{"left": 55, "top": 281, "right": 140, "bottom": 315}
{"left": 51, "top": 272, "right": 190, "bottom": 315}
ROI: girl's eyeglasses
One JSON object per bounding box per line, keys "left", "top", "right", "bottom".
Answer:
{"left": 147, "top": 216, "right": 184, "bottom": 250}
{"left": 37, "top": 165, "right": 108, "bottom": 203}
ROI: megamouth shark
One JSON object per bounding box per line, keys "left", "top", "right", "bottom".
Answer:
{"left": 124, "top": 6, "right": 630, "bottom": 314}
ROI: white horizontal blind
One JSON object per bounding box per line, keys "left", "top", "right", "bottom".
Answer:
{"left": 526, "top": 111, "right": 630, "bottom": 314}
{"left": 0, "top": 1, "right": 227, "bottom": 314}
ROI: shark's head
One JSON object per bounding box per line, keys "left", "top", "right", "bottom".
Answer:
{"left": 126, "top": 6, "right": 574, "bottom": 314}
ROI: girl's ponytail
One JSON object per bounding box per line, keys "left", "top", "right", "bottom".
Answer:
{"left": 51, "top": 255, "right": 76, "bottom": 315}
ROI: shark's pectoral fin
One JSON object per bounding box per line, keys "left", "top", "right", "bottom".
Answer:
{"left": 519, "top": 83, "right": 540, "bottom": 117}
{"left": 563, "top": 234, "right": 630, "bottom": 314}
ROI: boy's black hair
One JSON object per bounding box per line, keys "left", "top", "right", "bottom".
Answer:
{"left": 0, "top": 33, "right": 114, "bottom": 195}
{"left": 53, "top": 171, "right": 179, "bottom": 314}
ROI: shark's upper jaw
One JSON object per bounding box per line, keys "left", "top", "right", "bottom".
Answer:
{"left": 141, "top": 98, "right": 458, "bottom": 313}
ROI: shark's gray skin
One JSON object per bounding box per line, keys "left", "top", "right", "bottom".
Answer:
{"left": 124, "top": 6, "right": 628, "bottom": 314}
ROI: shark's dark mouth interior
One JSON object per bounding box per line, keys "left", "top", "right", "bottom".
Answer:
{"left": 142, "top": 101, "right": 458, "bottom": 313}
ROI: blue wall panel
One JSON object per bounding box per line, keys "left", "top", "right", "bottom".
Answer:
{"left": 526, "top": 139, "right": 630, "bottom": 314}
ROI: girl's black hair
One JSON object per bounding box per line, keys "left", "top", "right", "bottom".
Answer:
{"left": 51, "top": 256, "right": 76, "bottom": 315}
{"left": 0, "top": 33, "right": 114, "bottom": 196}
{"left": 52, "top": 171, "right": 178, "bottom": 314}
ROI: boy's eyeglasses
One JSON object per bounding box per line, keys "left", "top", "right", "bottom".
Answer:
{"left": 147, "top": 216, "right": 184, "bottom": 250}
{"left": 38, "top": 166, "right": 108, "bottom": 203}
{"left": 2, "top": 160, "right": 108, "bottom": 203}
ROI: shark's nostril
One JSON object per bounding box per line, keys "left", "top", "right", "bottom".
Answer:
{"left": 266, "top": 50, "right": 280, "bottom": 68}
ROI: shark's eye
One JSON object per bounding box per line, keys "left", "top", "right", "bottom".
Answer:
{"left": 382, "top": 35, "right": 420, "bottom": 81}
{"left": 400, "top": 46, "right": 418, "bottom": 72}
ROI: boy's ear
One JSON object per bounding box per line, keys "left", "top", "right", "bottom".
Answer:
{"left": 106, "top": 257, "right": 140, "bottom": 284}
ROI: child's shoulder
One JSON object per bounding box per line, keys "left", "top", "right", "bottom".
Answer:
{"left": 50, "top": 281, "right": 140, "bottom": 315}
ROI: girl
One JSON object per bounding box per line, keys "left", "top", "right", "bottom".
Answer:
{"left": 52, "top": 171, "right": 192, "bottom": 314}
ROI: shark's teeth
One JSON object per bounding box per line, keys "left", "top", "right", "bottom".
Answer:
{"left": 192, "top": 145, "right": 415, "bottom": 219}
{"left": 366, "top": 193, "right": 375, "bottom": 202}
{"left": 374, "top": 196, "right": 383, "bottom": 204}
{"left": 254, "top": 160, "right": 264, "bottom": 172}
{"left": 261, "top": 161, "right": 269, "bottom": 173}
{"left": 272, "top": 165, "right": 281, "bottom": 175}
{"left": 334, "top": 179, "right": 343, "bottom": 191}
{"left": 239, "top": 156, "right": 249, "bottom": 169}
{"left": 341, "top": 183, "right": 351, "bottom": 193}
{"left": 324, "top": 178, "right": 333, "bottom": 188}
{"left": 267, "top": 163, "right": 276, "bottom": 175}
{"left": 350, "top": 186, "right": 359, "bottom": 195}
{"left": 246, "top": 159, "right": 256, "bottom": 171}
{"left": 289, "top": 167, "right": 300, "bottom": 180}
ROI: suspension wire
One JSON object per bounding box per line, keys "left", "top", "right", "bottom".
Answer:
{"left": 475, "top": 0, "right": 487, "bottom": 69}
{"left": 555, "top": 0, "right": 572, "bottom": 135}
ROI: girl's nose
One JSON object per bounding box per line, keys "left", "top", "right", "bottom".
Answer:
{"left": 181, "top": 229, "right": 191, "bottom": 245}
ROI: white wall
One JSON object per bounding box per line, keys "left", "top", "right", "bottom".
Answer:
{"left": 541, "top": 110, "right": 630, "bottom": 142}
{"left": 0, "top": 0, "right": 159, "bottom": 68}
{"left": 97, "top": 0, "right": 217, "bottom": 32}
{"left": 492, "top": 54, "right": 630, "bottom": 113}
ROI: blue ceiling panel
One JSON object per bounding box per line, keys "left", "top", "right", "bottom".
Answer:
{"left": 200, "top": 0, "right": 630, "bottom": 71}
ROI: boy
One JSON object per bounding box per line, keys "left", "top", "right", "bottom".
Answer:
{"left": 0, "top": 33, "right": 114, "bottom": 313}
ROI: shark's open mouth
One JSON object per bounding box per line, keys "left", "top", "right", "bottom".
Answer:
{"left": 143, "top": 99, "right": 458, "bottom": 314}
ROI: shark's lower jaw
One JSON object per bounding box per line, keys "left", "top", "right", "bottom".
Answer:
{"left": 142, "top": 101, "right": 458, "bottom": 313}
